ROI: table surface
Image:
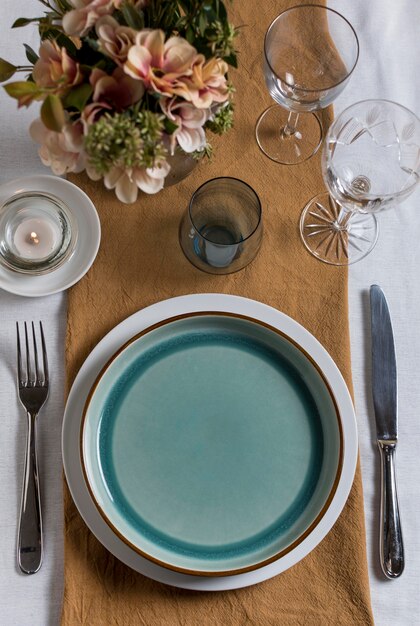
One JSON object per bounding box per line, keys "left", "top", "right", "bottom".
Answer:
{"left": 1, "top": 1, "right": 419, "bottom": 624}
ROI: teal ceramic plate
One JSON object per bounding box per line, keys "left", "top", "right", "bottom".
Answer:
{"left": 82, "top": 313, "right": 342, "bottom": 576}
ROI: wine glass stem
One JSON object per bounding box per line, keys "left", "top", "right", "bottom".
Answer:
{"left": 335, "top": 205, "right": 351, "bottom": 229}
{"left": 282, "top": 111, "right": 300, "bottom": 137}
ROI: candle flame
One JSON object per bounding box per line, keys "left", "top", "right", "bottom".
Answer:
{"left": 28, "top": 231, "right": 40, "bottom": 245}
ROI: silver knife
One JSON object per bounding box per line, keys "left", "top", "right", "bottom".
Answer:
{"left": 370, "top": 284, "right": 404, "bottom": 579}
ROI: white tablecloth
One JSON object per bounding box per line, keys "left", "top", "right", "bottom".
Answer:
{"left": 0, "top": 1, "right": 419, "bottom": 624}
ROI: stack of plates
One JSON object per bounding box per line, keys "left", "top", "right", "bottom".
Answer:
{"left": 63, "top": 294, "right": 357, "bottom": 590}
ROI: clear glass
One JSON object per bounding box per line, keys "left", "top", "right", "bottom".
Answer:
{"left": 0, "top": 191, "right": 77, "bottom": 274}
{"left": 179, "top": 177, "right": 263, "bottom": 274}
{"left": 300, "top": 99, "right": 420, "bottom": 265}
{"left": 256, "top": 5, "right": 359, "bottom": 165}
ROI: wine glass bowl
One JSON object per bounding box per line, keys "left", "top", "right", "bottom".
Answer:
{"left": 256, "top": 5, "right": 359, "bottom": 165}
{"left": 300, "top": 99, "right": 420, "bottom": 265}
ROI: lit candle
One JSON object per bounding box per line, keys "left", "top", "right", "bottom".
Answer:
{"left": 0, "top": 190, "right": 76, "bottom": 275}
{"left": 13, "top": 217, "right": 61, "bottom": 261}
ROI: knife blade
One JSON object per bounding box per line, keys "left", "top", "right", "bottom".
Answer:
{"left": 370, "top": 284, "right": 404, "bottom": 578}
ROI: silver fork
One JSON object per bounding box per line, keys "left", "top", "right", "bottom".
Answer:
{"left": 16, "top": 322, "right": 49, "bottom": 575}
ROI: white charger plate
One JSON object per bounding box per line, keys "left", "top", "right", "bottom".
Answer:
{"left": 0, "top": 175, "right": 100, "bottom": 297}
{"left": 62, "top": 294, "right": 358, "bottom": 591}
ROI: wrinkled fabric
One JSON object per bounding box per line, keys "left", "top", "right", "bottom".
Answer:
{"left": 63, "top": 0, "right": 374, "bottom": 623}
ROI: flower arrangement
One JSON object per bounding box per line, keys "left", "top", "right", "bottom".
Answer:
{"left": 0, "top": 1, "right": 237, "bottom": 203}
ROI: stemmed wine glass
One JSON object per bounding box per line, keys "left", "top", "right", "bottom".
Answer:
{"left": 300, "top": 99, "right": 420, "bottom": 265}
{"left": 256, "top": 5, "right": 359, "bottom": 165}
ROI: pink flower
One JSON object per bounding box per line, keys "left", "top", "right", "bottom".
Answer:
{"left": 181, "top": 57, "right": 229, "bottom": 108}
{"left": 96, "top": 16, "right": 136, "bottom": 66}
{"left": 29, "top": 118, "right": 86, "bottom": 175}
{"left": 160, "top": 99, "right": 207, "bottom": 154}
{"left": 81, "top": 67, "right": 144, "bottom": 127}
{"left": 63, "top": 0, "right": 117, "bottom": 37}
{"left": 124, "top": 29, "right": 198, "bottom": 98}
{"left": 82, "top": 101, "right": 112, "bottom": 127}
{"left": 104, "top": 161, "right": 170, "bottom": 203}
{"left": 32, "top": 40, "right": 82, "bottom": 95}
{"left": 92, "top": 67, "right": 144, "bottom": 109}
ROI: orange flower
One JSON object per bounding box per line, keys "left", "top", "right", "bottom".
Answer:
{"left": 124, "top": 29, "right": 198, "bottom": 98}
{"left": 180, "top": 57, "right": 229, "bottom": 109}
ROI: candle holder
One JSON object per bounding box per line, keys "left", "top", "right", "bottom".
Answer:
{"left": 179, "top": 177, "right": 263, "bottom": 274}
{"left": 0, "top": 191, "right": 77, "bottom": 275}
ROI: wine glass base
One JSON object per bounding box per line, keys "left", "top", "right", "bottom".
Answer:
{"left": 300, "top": 193, "right": 379, "bottom": 265}
{"left": 255, "top": 105, "right": 323, "bottom": 165}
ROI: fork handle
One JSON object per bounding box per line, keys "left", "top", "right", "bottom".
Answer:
{"left": 18, "top": 412, "right": 43, "bottom": 574}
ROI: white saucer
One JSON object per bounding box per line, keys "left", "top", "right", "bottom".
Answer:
{"left": 0, "top": 175, "right": 100, "bottom": 297}
{"left": 62, "top": 294, "right": 358, "bottom": 591}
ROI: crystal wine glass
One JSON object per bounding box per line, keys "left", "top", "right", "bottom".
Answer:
{"left": 300, "top": 99, "right": 420, "bottom": 265}
{"left": 256, "top": 5, "right": 359, "bottom": 165}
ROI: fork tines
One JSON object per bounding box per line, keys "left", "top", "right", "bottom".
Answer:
{"left": 16, "top": 322, "right": 49, "bottom": 389}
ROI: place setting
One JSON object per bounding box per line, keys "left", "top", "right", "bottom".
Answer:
{"left": 0, "top": 1, "right": 418, "bottom": 624}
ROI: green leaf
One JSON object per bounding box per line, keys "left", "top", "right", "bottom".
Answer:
{"left": 42, "top": 28, "right": 78, "bottom": 56}
{"left": 63, "top": 83, "right": 93, "bottom": 111}
{"left": 84, "top": 36, "right": 100, "bottom": 52}
{"left": 3, "top": 80, "right": 42, "bottom": 106}
{"left": 224, "top": 53, "right": 237, "bottom": 68}
{"left": 164, "top": 118, "right": 179, "bottom": 135}
{"left": 121, "top": 3, "right": 144, "bottom": 29}
{"left": 24, "top": 44, "right": 39, "bottom": 64}
{"left": 55, "top": 0, "right": 72, "bottom": 11}
{"left": 41, "top": 94, "right": 65, "bottom": 131}
{"left": 218, "top": 2, "right": 227, "bottom": 20}
{"left": 185, "top": 26, "right": 194, "bottom": 44}
{"left": 12, "top": 17, "right": 41, "bottom": 28}
{"left": 199, "top": 13, "right": 207, "bottom": 35}
{"left": 56, "top": 34, "right": 78, "bottom": 56}
{"left": 203, "top": 6, "right": 217, "bottom": 23}
{"left": 3, "top": 80, "right": 39, "bottom": 97}
{"left": 0, "top": 58, "right": 17, "bottom": 82}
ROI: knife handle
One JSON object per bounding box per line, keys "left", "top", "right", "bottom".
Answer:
{"left": 378, "top": 440, "right": 404, "bottom": 578}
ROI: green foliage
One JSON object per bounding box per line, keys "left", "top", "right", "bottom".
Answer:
{"left": 12, "top": 17, "right": 43, "bottom": 28}
{"left": 3, "top": 80, "right": 42, "bottom": 104}
{"left": 120, "top": 2, "right": 144, "bottom": 29}
{"left": 206, "top": 101, "right": 234, "bottom": 135}
{"left": 0, "top": 58, "right": 17, "bottom": 82}
{"left": 41, "top": 93, "right": 65, "bottom": 130}
{"left": 85, "top": 110, "right": 167, "bottom": 175}
{"left": 24, "top": 44, "right": 39, "bottom": 64}
{"left": 163, "top": 117, "right": 179, "bottom": 135}
{"left": 142, "top": 0, "right": 238, "bottom": 66}
{"left": 192, "top": 142, "right": 213, "bottom": 160}
{"left": 41, "top": 27, "right": 78, "bottom": 55}
{"left": 63, "top": 83, "right": 93, "bottom": 111}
